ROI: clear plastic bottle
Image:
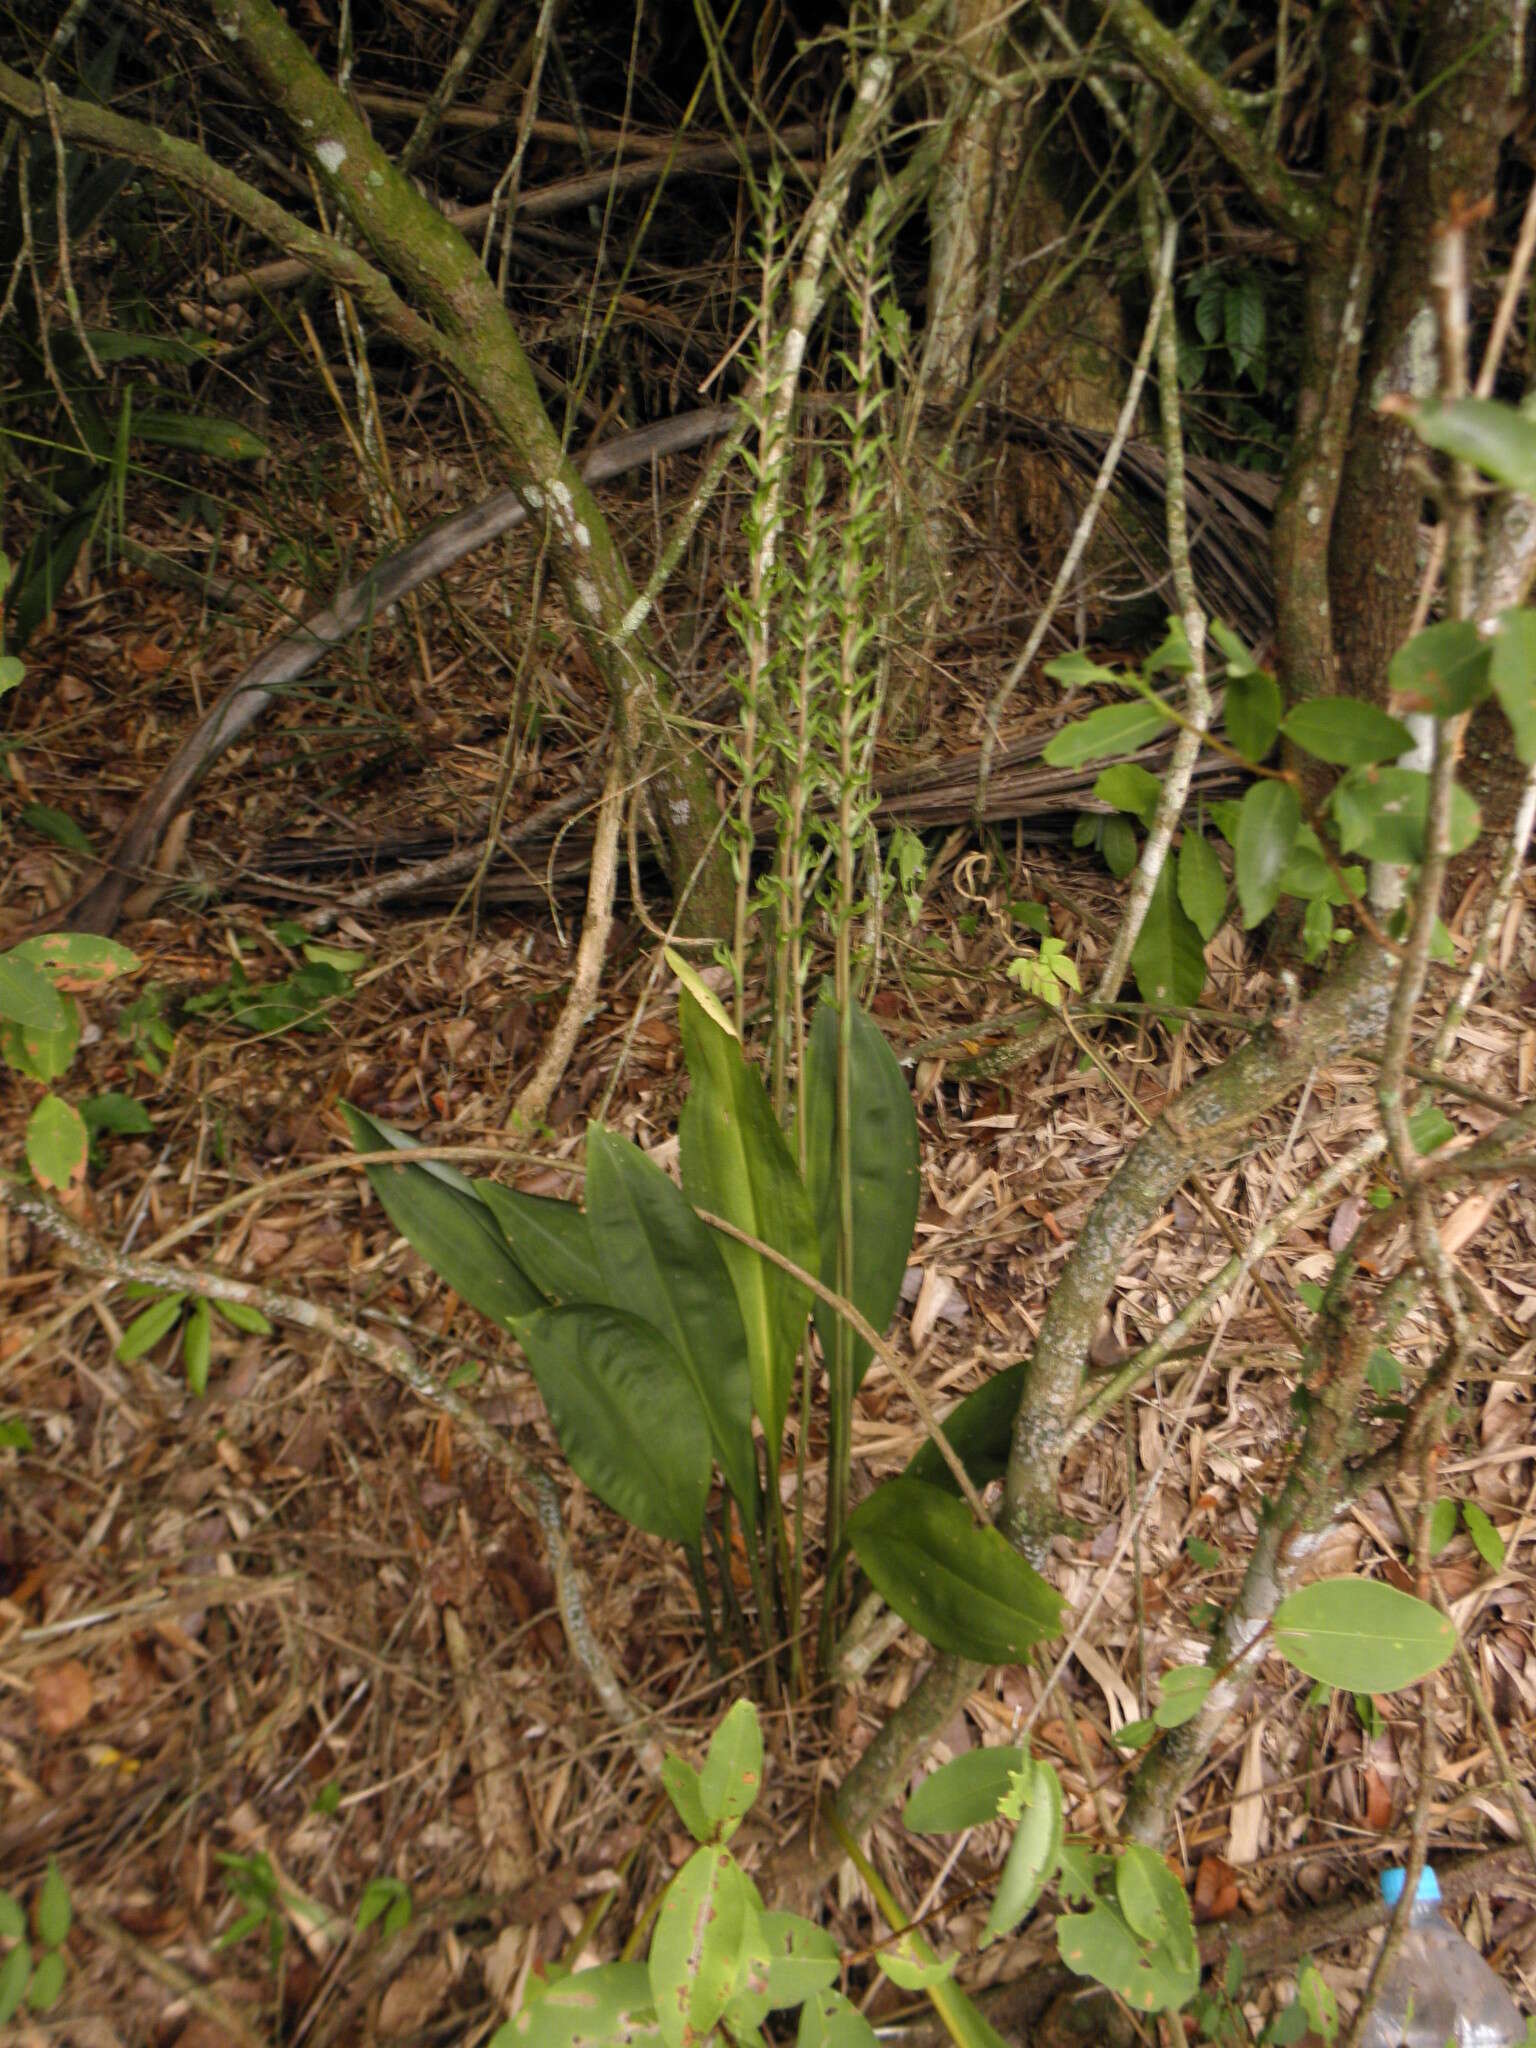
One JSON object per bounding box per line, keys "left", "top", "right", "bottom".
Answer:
{"left": 1356, "top": 1866, "right": 1527, "bottom": 2048}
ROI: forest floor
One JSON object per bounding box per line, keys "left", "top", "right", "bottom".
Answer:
{"left": 2, "top": 441, "right": 1534, "bottom": 2047}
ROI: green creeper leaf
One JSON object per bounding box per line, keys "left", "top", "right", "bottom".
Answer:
{"left": 0, "top": 1893, "right": 25, "bottom": 1941}
{"left": 1144, "top": 616, "right": 1194, "bottom": 676}
{"left": 847, "top": 1479, "right": 1063, "bottom": 1663}
{"left": 1270, "top": 1577, "right": 1456, "bottom": 1692}
{"left": 661, "top": 1756, "right": 712, "bottom": 1844}
{"left": 1225, "top": 669, "right": 1282, "bottom": 763}
{"left": 802, "top": 993, "right": 921, "bottom": 1394}
{"left": 20, "top": 804, "right": 94, "bottom": 855}
{"left": 0, "top": 1941, "right": 30, "bottom": 2027}
{"left": 1042, "top": 651, "right": 1124, "bottom": 687}
{"left": 2, "top": 992, "right": 81, "bottom": 1083}
{"left": 496, "top": 1963, "right": 662, "bottom": 2048}
{"left": 1130, "top": 861, "right": 1207, "bottom": 1007}
{"left": 518, "top": 1306, "right": 710, "bottom": 1547}
{"left": 585, "top": 1127, "right": 757, "bottom": 1528}
{"left": 1094, "top": 764, "right": 1162, "bottom": 825}
{"left": 1235, "top": 781, "right": 1300, "bottom": 928}
{"left": 1281, "top": 697, "right": 1414, "bottom": 766}
{"left": 80, "top": 1092, "right": 154, "bottom": 1137}
{"left": 1209, "top": 619, "right": 1258, "bottom": 675}
{"left": 116, "top": 1293, "right": 187, "bottom": 1362}
{"left": 1115, "top": 1844, "right": 1197, "bottom": 1972}
{"left": 1101, "top": 814, "right": 1138, "bottom": 878}
{"left": 1404, "top": 396, "right": 1536, "bottom": 496}
{"left": 798, "top": 1987, "right": 882, "bottom": 2048}
{"left": 903, "top": 1748, "right": 1028, "bottom": 1833}
{"left": 1330, "top": 767, "right": 1480, "bottom": 865}
{"left": 28, "top": 1945, "right": 65, "bottom": 2011}
{"left": 1462, "top": 1501, "right": 1505, "bottom": 1570}
{"left": 26, "top": 1094, "right": 89, "bottom": 1191}
{"left": 1153, "top": 1664, "right": 1215, "bottom": 1730}
{"left": 1111, "top": 1719, "right": 1157, "bottom": 1750}
{"left": 1387, "top": 620, "right": 1491, "bottom": 717}
{"left": 35, "top": 1862, "right": 70, "bottom": 1949}
{"left": 904, "top": 1361, "right": 1025, "bottom": 1496}
{"left": 649, "top": 1847, "right": 752, "bottom": 2048}
{"left": 0, "top": 954, "right": 67, "bottom": 1033}
{"left": 1489, "top": 609, "right": 1536, "bottom": 764}
{"left": 981, "top": 1758, "right": 1063, "bottom": 1945}
{"left": 1042, "top": 699, "right": 1172, "bottom": 768}
{"left": 184, "top": 1299, "right": 212, "bottom": 1397}
{"left": 300, "top": 943, "right": 367, "bottom": 973}
{"left": 758, "top": 1914, "right": 840, "bottom": 2010}
{"left": 342, "top": 1106, "right": 544, "bottom": 1330}
{"left": 474, "top": 1181, "right": 605, "bottom": 1304}
{"left": 1408, "top": 1103, "right": 1456, "bottom": 1156}
{"left": 1177, "top": 831, "right": 1226, "bottom": 942}
{"left": 1057, "top": 1896, "right": 1197, "bottom": 2013}
{"left": 698, "top": 1698, "right": 764, "bottom": 1842}
{"left": 1429, "top": 1499, "right": 1458, "bottom": 1555}
{"left": 211, "top": 1299, "right": 274, "bottom": 1335}
{"left": 678, "top": 987, "right": 816, "bottom": 1470}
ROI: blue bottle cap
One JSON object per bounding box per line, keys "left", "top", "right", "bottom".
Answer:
{"left": 1380, "top": 1866, "right": 1440, "bottom": 1907}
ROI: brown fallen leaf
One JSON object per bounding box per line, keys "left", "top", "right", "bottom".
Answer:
{"left": 34, "top": 1657, "right": 93, "bottom": 1735}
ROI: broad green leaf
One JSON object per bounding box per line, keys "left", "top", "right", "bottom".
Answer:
{"left": 1130, "top": 861, "right": 1207, "bottom": 1007}
{"left": 661, "top": 1756, "right": 712, "bottom": 1844}
{"left": 1, "top": 993, "right": 81, "bottom": 1082}
{"left": 1330, "top": 768, "right": 1480, "bottom": 865}
{"left": 1387, "top": 620, "right": 1490, "bottom": 717}
{"left": 474, "top": 1180, "right": 605, "bottom": 1305}
{"left": 0, "top": 1943, "right": 32, "bottom": 2026}
{"left": 981, "top": 1758, "right": 1063, "bottom": 1945}
{"left": 8, "top": 932, "right": 138, "bottom": 988}
{"left": 1094, "top": 763, "right": 1162, "bottom": 824}
{"left": 1115, "top": 1845, "right": 1196, "bottom": 1969}
{"left": 25, "top": 1094, "right": 88, "bottom": 1191}
{"left": 1429, "top": 1498, "right": 1458, "bottom": 1555}
{"left": 342, "top": 1106, "right": 544, "bottom": 1330}
{"left": 133, "top": 410, "right": 269, "bottom": 461}
{"left": 585, "top": 1126, "right": 757, "bottom": 1527}
{"left": 518, "top": 1305, "right": 710, "bottom": 1547}
{"left": 1463, "top": 1501, "right": 1505, "bottom": 1570}
{"left": 184, "top": 1299, "right": 212, "bottom": 1397}
{"left": 649, "top": 1847, "right": 752, "bottom": 2048}
{"left": 21, "top": 804, "right": 94, "bottom": 854}
{"left": 1102, "top": 814, "right": 1138, "bottom": 877}
{"left": 847, "top": 1479, "right": 1063, "bottom": 1663}
{"left": 1270, "top": 1578, "right": 1456, "bottom": 1691}
{"left": 798, "top": 1988, "right": 881, "bottom": 2048}
{"left": 1153, "top": 1663, "right": 1215, "bottom": 1729}
{"left": 80, "top": 1092, "right": 154, "bottom": 1137}
{"left": 801, "top": 994, "right": 920, "bottom": 1393}
{"left": 35, "top": 1861, "right": 70, "bottom": 1948}
{"left": 678, "top": 988, "right": 815, "bottom": 1467}
{"left": 0, "top": 953, "right": 67, "bottom": 1032}
{"left": 905, "top": 1361, "right": 1024, "bottom": 1495}
{"left": 211, "top": 1298, "right": 273, "bottom": 1336}
{"left": 1057, "top": 1897, "right": 1198, "bottom": 2013}
{"left": 1225, "top": 669, "right": 1282, "bottom": 763}
{"left": 698, "top": 1697, "right": 764, "bottom": 1841}
{"left": 1490, "top": 609, "right": 1536, "bottom": 764}
{"left": 1235, "top": 780, "right": 1299, "bottom": 927}
{"left": 904, "top": 1747, "right": 1028, "bottom": 1832}
{"left": 1281, "top": 697, "right": 1413, "bottom": 766}
{"left": 1405, "top": 395, "right": 1536, "bottom": 496}
{"left": 876, "top": 1951, "right": 956, "bottom": 1991}
{"left": 495, "top": 1963, "right": 662, "bottom": 2048}
{"left": 758, "top": 1913, "right": 840, "bottom": 2010}
{"left": 1042, "top": 699, "right": 1171, "bottom": 769}
{"left": 1177, "top": 831, "right": 1227, "bottom": 941}
{"left": 116, "top": 1293, "right": 187, "bottom": 1363}
{"left": 1042, "top": 651, "right": 1123, "bottom": 687}
{"left": 27, "top": 1946, "right": 65, "bottom": 2011}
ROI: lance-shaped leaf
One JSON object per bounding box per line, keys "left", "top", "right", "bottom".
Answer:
{"left": 848, "top": 1479, "right": 1063, "bottom": 1663}
{"left": 585, "top": 1126, "right": 757, "bottom": 1527}
{"left": 517, "top": 1305, "right": 710, "bottom": 1547}
{"left": 649, "top": 1847, "right": 754, "bottom": 2048}
{"left": 676, "top": 986, "right": 816, "bottom": 1464}
{"left": 904, "top": 1362, "right": 1025, "bottom": 1496}
{"left": 801, "top": 994, "right": 920, "bottom": 1391}
{"left": 342, "top": 1105, "right": 543, "bottom": 1329}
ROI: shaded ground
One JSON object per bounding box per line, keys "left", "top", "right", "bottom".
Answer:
{"left": 3, "top": 433, "right": 1534, "bottom": 2045}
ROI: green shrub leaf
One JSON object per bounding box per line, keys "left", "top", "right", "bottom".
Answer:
{"left": 1490, "top": 609, "right": 1536, "bottom": 764}
{"left": 1270, "top": 1578, "right": 1456, "bottom": 1691}
{"left": 1177, "top": 831, "right": 1227, "bottom": 941}
{"left": 1387, "top": 620, "right": 1491, "bottom": 717}
{"left": 494, "top": 1963, "right": 662, "bottom": 2048}
{"left": 1043, "top": 699, "right": 1172, "bottom": 769}
{"left": 1281, "top": 697, "right": 1414, "bottom": 765}
{"left": 1131, "top": 861, "right": 1207, "bottom": 1006}
{"left": 904, "top": 1747, "right": 1028, "bottom": 1833}
{"left": 1235, "top": 781, "right": 1299, "bottom": 927}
